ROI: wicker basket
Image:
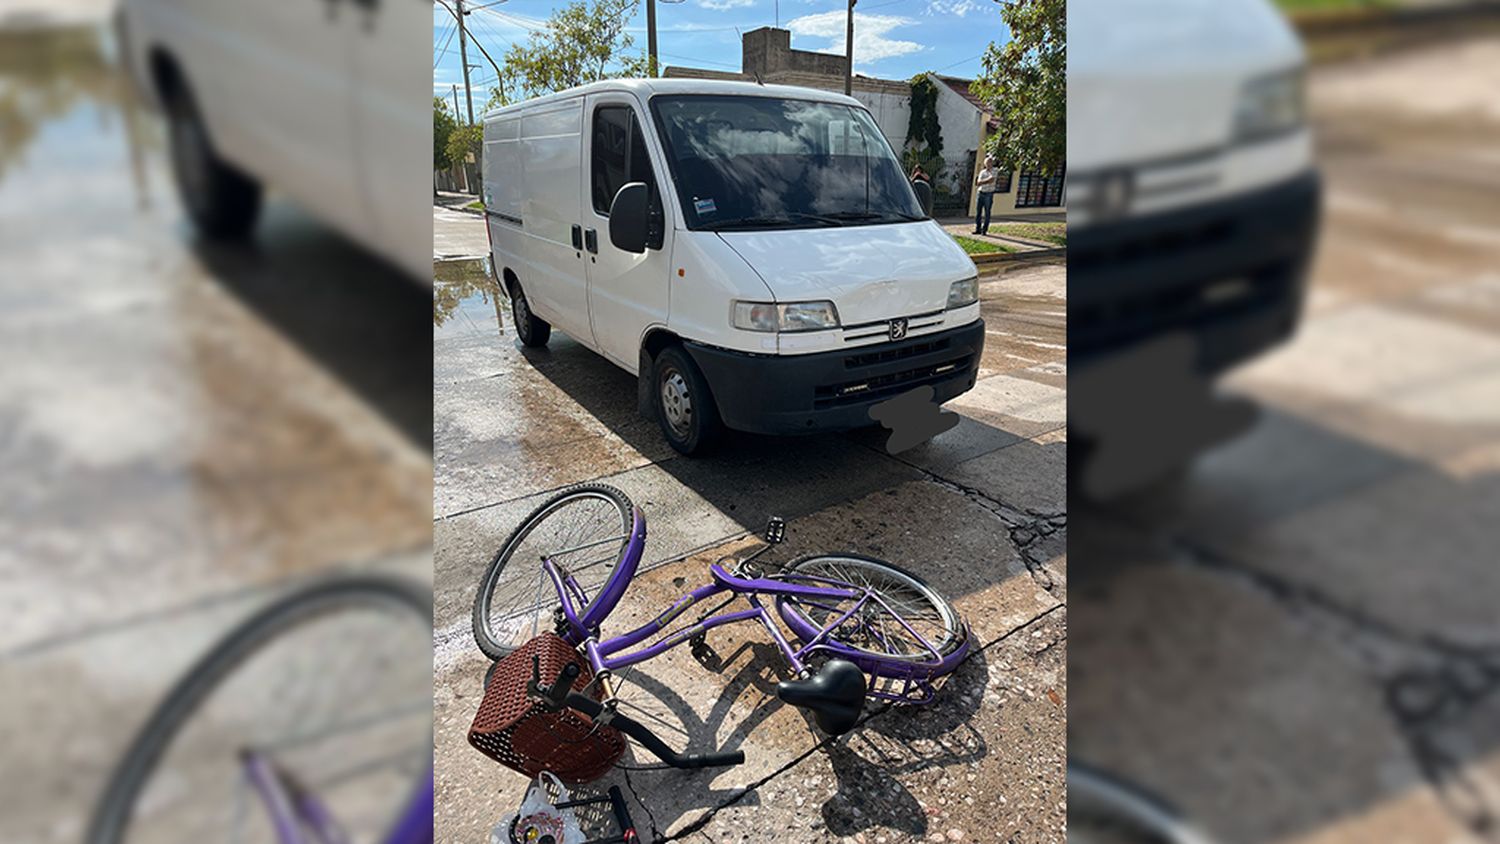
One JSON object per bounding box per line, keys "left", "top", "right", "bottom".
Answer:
{"left": 468, "top": 633, "right": 624, "bottom": 784}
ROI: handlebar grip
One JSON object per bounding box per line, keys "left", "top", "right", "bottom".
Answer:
{"left": 563, "top": 693, "right": 744, "bottom": 770}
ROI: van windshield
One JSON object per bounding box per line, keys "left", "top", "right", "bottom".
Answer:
{"left": 649, "top": 95, "right": 925, "bottom": 231}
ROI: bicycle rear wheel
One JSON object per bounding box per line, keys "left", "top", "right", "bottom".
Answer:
{"left": 86, "top": 575, "right": 432, "bottom": 844}
{"left": 774, "top": 554, "right": 967, "bottom": 677}
{"left": 471, "top": 483, "right": 638, "bottom": 660}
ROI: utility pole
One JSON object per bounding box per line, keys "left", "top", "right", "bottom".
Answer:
{"left": 844, "top": 0, "right": 856, "bottom": 96}
{"left": 455, "top": 0, "right": 475, "bottom": 124}
{"left": 451, "top": 84, "right": 461, "bottom": 121}
{"left": 646, "top": 0, "right": 659, "bottom": 78}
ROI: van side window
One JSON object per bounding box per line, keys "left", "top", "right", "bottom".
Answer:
{"left": 591, "top": 105, "right": 657, "bottom": 216}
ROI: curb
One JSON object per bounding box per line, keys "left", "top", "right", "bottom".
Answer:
{"left": 972, "top": 247, "right": 1066, "bottom": 266}
{"left": 1289, "top": 0, "right": 1500, "bottom": 30}
{"left": 1291, "top": 1, "right": 1500, "bottom": 62}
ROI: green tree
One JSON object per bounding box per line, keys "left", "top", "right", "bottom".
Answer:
{"left": 445, "top": 123, "right": 484, "bottom": 177}
{"left": 434, "top": 97, "right": 457, "bottom": 171}
{"left": 483, "top": 85, "right": 509, "bottom": 114}
{"left": 970, "top": 0, "right": 1064, "bottom": 175}
{"left": 501, "top": 0, "right": 650, "bottom": 100}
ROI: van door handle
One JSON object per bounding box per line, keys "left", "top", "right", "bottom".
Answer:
{"left": 571, "top": 224, "right": 583, "bottom": 251}
{"left": 584, "top": 228, "right": 598, "bottom": 254}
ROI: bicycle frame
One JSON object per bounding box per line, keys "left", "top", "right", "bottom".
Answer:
{"left": 244, "top": 752, "right": 433, "bottom": 844}
{"left": 541, "top": 518, "right": 965, "bottom": 700}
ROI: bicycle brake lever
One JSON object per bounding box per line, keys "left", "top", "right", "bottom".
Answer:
{"left": 547, "top": 662, "right": 581, "bottom": 708}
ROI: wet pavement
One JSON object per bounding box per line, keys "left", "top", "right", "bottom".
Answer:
{"left": 432, "top": 251, "right": 1067, "bottom": 842}
{"left": 1069, "top": 35, "right": 1500, "bottom": 844}
{"left": 0, "top": 16, "right": 432, "bottom": 843}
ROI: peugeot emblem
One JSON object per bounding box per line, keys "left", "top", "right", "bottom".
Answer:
{"left": 889, "top": 318, "right": 908, "bottom": 341}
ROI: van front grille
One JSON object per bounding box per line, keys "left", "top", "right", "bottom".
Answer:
{"left": 843, "top": 337, "right": 952, "bottom": 370}
{"left": 814, "top": 354, "right": 973, "bottom": 408}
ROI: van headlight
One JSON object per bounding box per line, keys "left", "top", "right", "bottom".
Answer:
{"left": 947, "top": 276, "right": 979, "bottom": 309}
{"left": 1234, "top": 68, "right": 1305, "bottom": 142}
{"left": 732, "top": 300, "right": 840, "bottom": 332}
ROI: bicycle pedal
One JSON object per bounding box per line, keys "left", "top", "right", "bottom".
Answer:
{"left": 764, "top": 516, "right": 786, "bottom": 544}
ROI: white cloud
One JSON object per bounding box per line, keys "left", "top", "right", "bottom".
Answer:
{"left": 785, "top": 11, "right": 924, "bottom": 65}
{"left": 927, "top": 0, "right": 982, "bottom": 17}
{"left": 698, "top": 0, "right": 756, "bottom": 8}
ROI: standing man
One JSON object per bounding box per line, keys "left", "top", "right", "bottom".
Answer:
{"left": 974, "top": 156, "right": 998, "bottom": 235}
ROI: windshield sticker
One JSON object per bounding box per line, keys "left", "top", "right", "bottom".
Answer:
{"left": 694, "top": 198, "right": 717, "bottom": 215}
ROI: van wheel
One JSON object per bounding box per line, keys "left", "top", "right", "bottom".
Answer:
{"left": 162, "top": 79, "right": 262, "bottom": 239}
{"left": 654, "top": 346, "right": 722, "bottom": 455}
{"left": 510, "top": 284, "right": 551, "bottom": 347}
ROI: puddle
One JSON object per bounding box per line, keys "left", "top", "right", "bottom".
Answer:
{"left": 434, "top": 256, "right": 509, "bottom": 337}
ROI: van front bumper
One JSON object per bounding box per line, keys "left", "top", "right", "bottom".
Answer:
{"left": 1069, "top": 171, "right": 1321, "bottom": 375}
{"left": 684, "top": 320, "right": 985, "bottom": 435}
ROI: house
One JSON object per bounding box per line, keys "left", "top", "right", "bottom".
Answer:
{"left": 663, "top": 27, "right": 1064, "bottom": 219}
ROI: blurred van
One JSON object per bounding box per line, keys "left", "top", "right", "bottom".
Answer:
{"left": 1068, "top": 0, "right": 1321, "bottom": 374}
{"left": 482, "top": 79, "right": 983, "bottom": 455}
{"left": 115, "top": 0, "right": 430, "bottom": 281}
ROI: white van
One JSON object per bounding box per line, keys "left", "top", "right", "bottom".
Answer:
{"left": 115, "top": 0, "right": 430, "bottom": 281}
{"left": 1067, "top": 0, "right": 1320, "bottom": 374}
{"left": 482, "top": 79, "right": 983, "bottom": 455}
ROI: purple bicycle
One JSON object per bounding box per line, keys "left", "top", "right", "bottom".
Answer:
{"left": 471, "top": 483, "right": 970, "bottom": 767}
{"left": 87, "top": 575, "right": 433, "bottom": 844}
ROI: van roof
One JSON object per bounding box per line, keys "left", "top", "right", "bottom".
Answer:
{"left": 481, "top": 78, "right": 863, "bottom": 121}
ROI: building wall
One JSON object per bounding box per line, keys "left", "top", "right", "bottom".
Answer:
{"left": 742, "top": 27, "right": 848, "bottom": 79}
{"left": 927, "top": 77, "right": 985, "bottom": 201}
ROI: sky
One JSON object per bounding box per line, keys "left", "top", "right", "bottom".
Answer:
{"left": 433, "top": 0, "right": 1008, "bottom": 115}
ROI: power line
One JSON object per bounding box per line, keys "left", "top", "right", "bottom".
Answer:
{"left": 932, "top": 52, "right": 984, "bottom": 72}
{"left": 659, "top": 51, "right": 740, "bottom": 70}
{"left": 433, "top": 19, "right": 456, "bottom": 69}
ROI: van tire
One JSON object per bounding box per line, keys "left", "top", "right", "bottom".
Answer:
{"left": 653, "top": 345, "right": 722, "bottom": 455}
{"left": 510, "top": 283, "right": 551, "bottom": 347}
{"left": 162, "top": 79, "right": 262, "bottom": 239}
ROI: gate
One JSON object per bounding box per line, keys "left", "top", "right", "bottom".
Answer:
{"left": 933, "top": 154, "right": 974, "bottom": 218}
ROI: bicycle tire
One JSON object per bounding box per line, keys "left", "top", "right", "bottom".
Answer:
{"left": 471, "top": 483, "right": 637, "bottom": 661}
{"left": 86, "top": 575, "right": 432, "bottom": 844}
{"left": 774, "top": 553, "right": 968, "bottom": 675}
{"left": 1068, "top": 762, "right": 1215, "bottom": 844}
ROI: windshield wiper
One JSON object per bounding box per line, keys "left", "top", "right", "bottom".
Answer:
{"left": 821, "top": 211, "right": 927, "bottom": 224}
{"left": 702, "top": 213, "right": 844, "bottom": 231}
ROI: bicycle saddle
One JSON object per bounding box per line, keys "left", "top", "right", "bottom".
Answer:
{"left": 777, "top": 659, "right": 866, "bottom": 736}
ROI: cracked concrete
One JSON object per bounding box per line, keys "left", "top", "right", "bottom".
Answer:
{"left": 433, "top": 254, "right": 1066, "bottom": 842}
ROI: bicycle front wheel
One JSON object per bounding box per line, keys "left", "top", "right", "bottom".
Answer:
{"left": 774, "top": 554, "right": 968, "bottom": 676}
{"left": 86, "top": 575, "right": 433, "bottom": 844}
{"left": 471, "top": 483, "right": 638, "bottom": 660}
{"left": 1068, "top": 762, "right": 1215, "bottom": 844}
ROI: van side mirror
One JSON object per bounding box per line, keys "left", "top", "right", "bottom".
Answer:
{"left": 911, "top": 180, "right": 935, "bottom": 218}
{"left": 609, "top": 182, "right": 650, "bottom": 254}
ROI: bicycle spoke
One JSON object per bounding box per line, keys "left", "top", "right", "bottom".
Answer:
{"left": 480, "top": 488, "right": 632, "bottom": 655}
{"left": 783, "top": 556, "right": 959, "bottom": 664}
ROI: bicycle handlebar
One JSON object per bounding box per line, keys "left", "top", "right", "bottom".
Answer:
{"left": 563, "top": 693, "right": 746, "bottom": 770}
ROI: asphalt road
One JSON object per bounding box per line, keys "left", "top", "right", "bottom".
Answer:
{"left": 432, "top": 251, "right": 1068, "bottom": 842}
{"left": 1070, "top": 35, "right": 1500, "bottom": 844}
